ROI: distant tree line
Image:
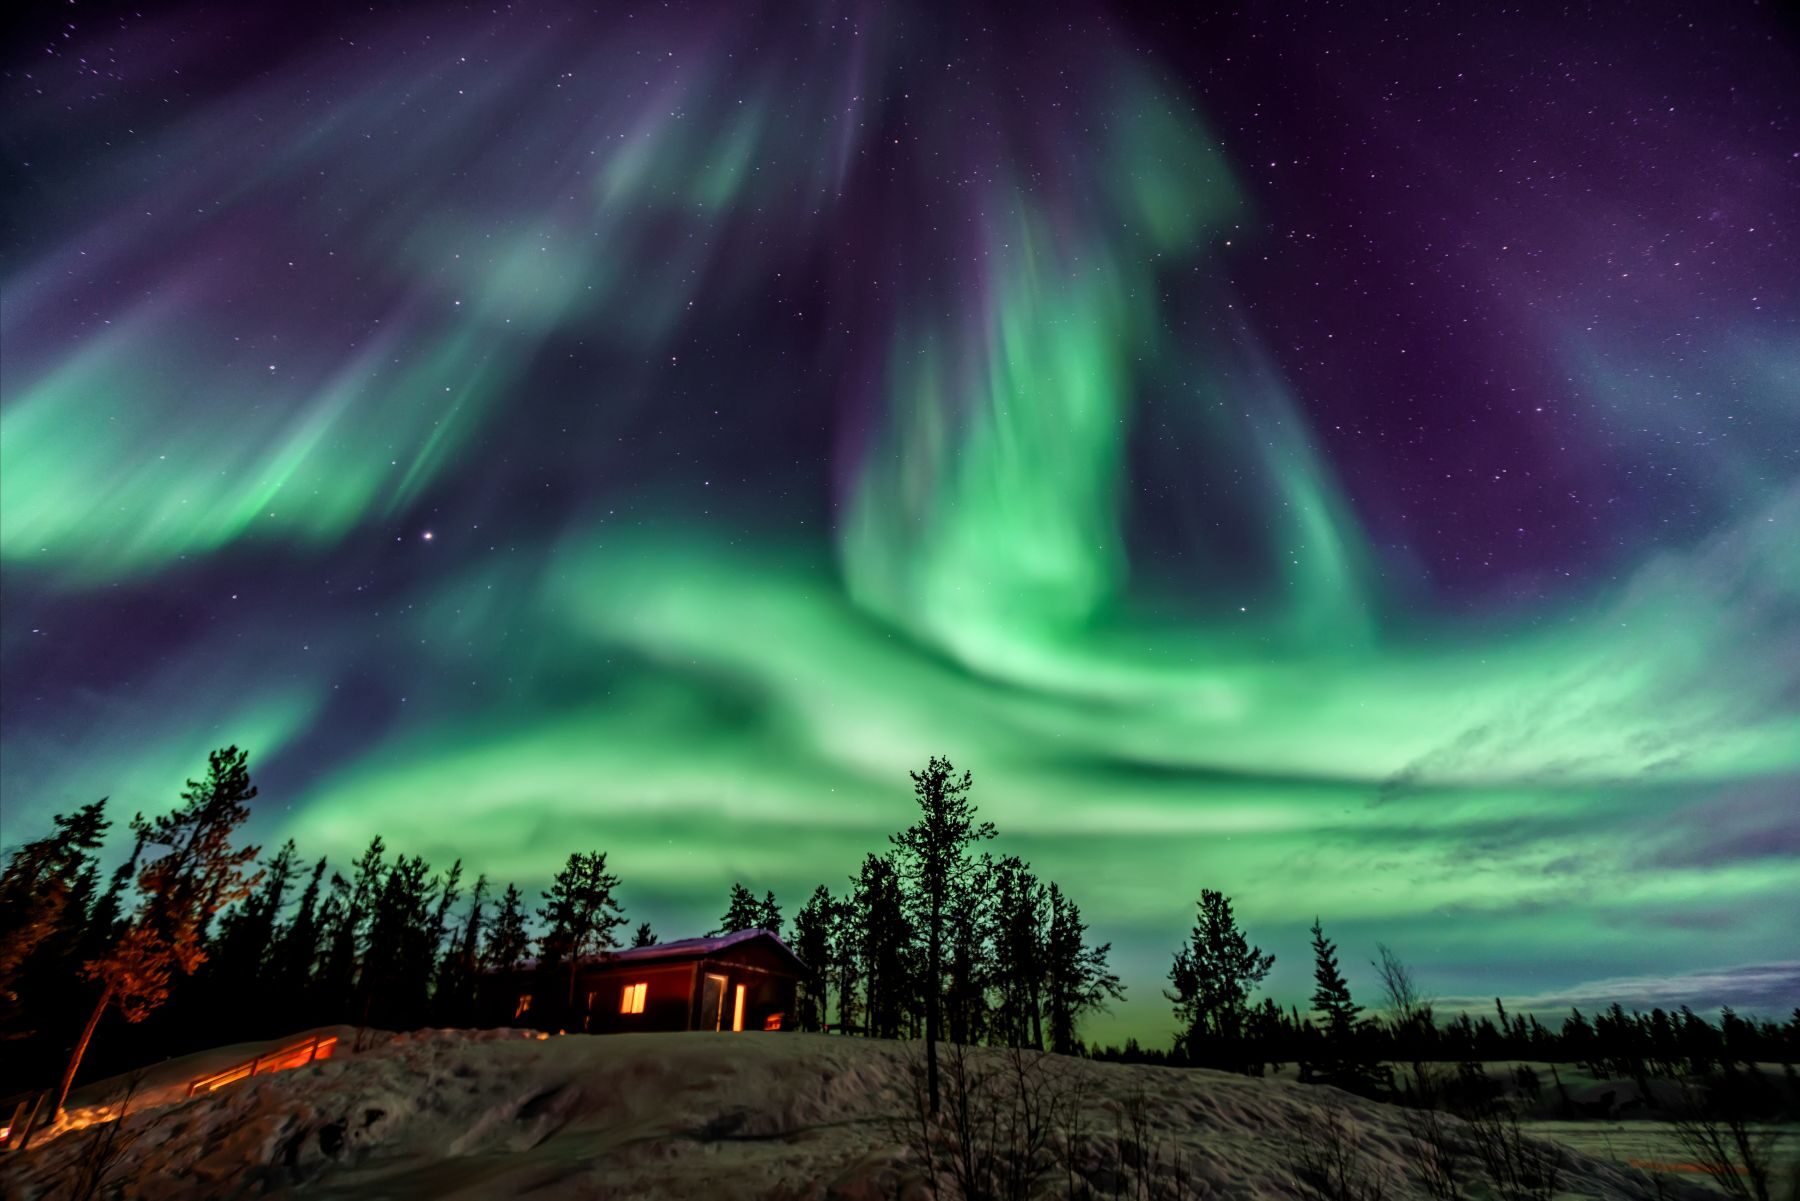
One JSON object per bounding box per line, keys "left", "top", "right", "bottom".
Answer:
{"left": 1107, "top": 895, "right": 1799, "bottom": 1101}
{"left": 4, "top": 746, "right": 1795, "bottom": 1126}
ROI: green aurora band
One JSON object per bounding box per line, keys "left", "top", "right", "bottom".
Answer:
{"left": 2, "top": 6, "right": 1796, "bottom": 1039}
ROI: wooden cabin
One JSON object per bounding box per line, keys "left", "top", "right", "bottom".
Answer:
{"left": 508, "top": 929, "right": 804, "bottom": 1034}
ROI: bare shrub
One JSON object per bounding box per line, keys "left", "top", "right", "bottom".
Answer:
{"left": 1400, "top": 1098, "right": 1465, "bottom": 1201}
{"left": 63, "top": 1070, "right": 150, "bottom": 1201}
{"left": 1283, "top": 1106, "right": 1390, "bottom": 1201}
{"left": 1670, "top": 1071, "right": 1780, "bottom": 1201}
{"left": 899, "top": 1041, "right": 1076, "bottom": 1201}
{"left": 1457, "top": 1099, "right": 1561, "bottom": 1201}
{"left": 898, "top": 1047, "right": 1202, "bottom": 1201}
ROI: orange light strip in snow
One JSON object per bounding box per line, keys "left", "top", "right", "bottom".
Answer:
{"left": 1629, "top": 1160, "right": 1750, "bottom": 1175}
{"left": 187, "top": 1034, "right": 338, "bottom": 1096}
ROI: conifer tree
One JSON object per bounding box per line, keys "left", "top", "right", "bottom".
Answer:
{"left": 944, "top": 854, "right": 994, "bottom": 1046}
{"left": 1165, "top": 889, "right": 1274, "bottom": 1073}
{"left": 790, "top": 886, "right": 834, "bottom": 1031}
{"left": 81, "top": 829, "right": 145, "bottom": 964}
{"left": 318, "top": 838, "right": 385, "bottom": 1016}
{"left": 0, "top": 800, "right": 110, "bottom": 1042}
{"left": 210, "top": 841, "right": 299, "bottom": 1003}
{"left": 482, "top": 883, "right": 532, "bottom": 976}
{"left": 1306, "top": 918, "right": 1367, "bottom": 1089}
{"left": 712, "top": 882, "right": 765, "bottom": 935}
{"left": 853, "top": 854, "right": 912, "bottom": 1039}
{"left": 827, "top": 892, "right": 861, "bottom": 1035}
{"left": 631, "top": 921, "right": 658, "bottom": 948}
{"left": 758, "top": 890, "right": 783, "bottom": 939}
{"left": 537, "top": 852, "right": 625, "bottom": 1014}
{"left": 891, "top": 755, "right": 994, "bottom": 1113}
{"left": 1043, "top": 883, "right": 1122, "bottom": 1055}
{"left": 435, "top": 873, "right": 487, "bottom": 1023}
{"left": 989, "top": 855, "right": 1047, "bottom": 1049}
{"left": 52, "top": 748, "right": 261, "bottom": 1119}
{"left": 359, "top": 854, "right": 439, "bottom": 1026}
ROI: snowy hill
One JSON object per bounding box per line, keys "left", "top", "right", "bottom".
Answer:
{"left": 1, "top": 1029, "right": 1704, "bottom": 1199}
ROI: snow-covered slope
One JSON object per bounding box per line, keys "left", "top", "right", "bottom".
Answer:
{"left": 1, "top": 1029, "right": 1699, "bottom": 1199}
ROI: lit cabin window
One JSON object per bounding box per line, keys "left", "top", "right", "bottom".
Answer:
{"left": 620, "top": 981, "right": 648, "bottom": 1014}
{"left": 514, "top": 994, "right": 533, "bottom": 1019}
{"left": 732, "top": 983, "right": 746, "bottom": 1032}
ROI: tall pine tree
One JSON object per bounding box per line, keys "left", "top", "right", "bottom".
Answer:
{"left": 537, "top": 852, "right": 626, "bottom": 1019}
{"left": 891, "top": 756, "right": 994, "bottom": 1113}
{"left": 1305, "top": 918, "right": 1370, "bottom": 1090}
{"left": 1165, "top": 889, "right": 1274, "bottom": 1073}
{"left": 1043, "top": 883, "right": 1122, "bottom": 1055}
{"left": 53, "top": 748, "right": 260, "bottom": 1119}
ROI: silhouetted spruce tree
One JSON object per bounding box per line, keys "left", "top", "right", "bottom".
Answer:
{"left": 80, "top": 829, "right": 144, "bottom": 965}
{"left": 1165, "top": 889, "right": 1274, "bottom": 1074}
{"left": 359, "top": 854, "right": 438, "bottom": 1027}
{"left": 853, "top": 854, "right": 912, "bottom": 1039}
{"left": 988, "top": 855, "right": 1047, "bottom": 1049}
{"left": 758, "top": 890, "right": 783, "bottom": 938}
{"left": 537, "top": 852, "right": 625, "bottom": 1019}
{"left": 317, "top": 837, "right": 386, "bottom": 1019}
{"left": 712, "top": 882, "right": 764, "bottom": 935}
{"left": 891, "top": 755, "right": 994, "bottom": 1113}
{"left": 1561, "top": 1008, "right": 1598, "bottom": 1073}
{"left": 435, "top": 873, "right": 487, "bottom": 1024}
{"left": 944, "top": 853, "right": 994, "bottom": 1046}
{"left": 827, "top": 891, "right": 861, "bottom": 1035}
{"left": 417, "top": 859, "right": 463, "bottom": 1022}
{"left": 52, "top": 748, "right": 261, "bottom": 1119}
{"left": 1248, "top": 997, "right": 1294, "bottom": 1073}
{"left": 790, "top": 886, "right": 834, "bottom": 1031}
{"left": 482, "top": 884, "right": 532, "bottom": 977}
{"left": 263, "top": 855, "right": 328, "bottom": 1030}
{"left": 630, "top": 921, "right": 658, "bottom": 948}
{"left": 1304, "top": 918, "right": 1370, "bottom": 1091}
{"left": 205, "top": 840, "right": 299, "bottom": 1037}
{"left": 0, "top": 800, "right": 110, "bottom": 1055}
{"left": 1043, "top": 883, "right": 1122, "bottom": 1055}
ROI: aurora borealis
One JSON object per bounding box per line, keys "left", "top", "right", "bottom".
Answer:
{"left": 2, "top": 1, "right": 1796, "bottom": 1041}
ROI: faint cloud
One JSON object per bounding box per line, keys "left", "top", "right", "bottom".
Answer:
{"left": 1638, "top": 777, "right": 1800, "bottom": 870}
{"left": 1441, "top": 961, "right": 1800, "bottom": 1017}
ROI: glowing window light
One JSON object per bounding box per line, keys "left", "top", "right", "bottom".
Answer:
{"left": 620, "top": 982, "right": 647, "bottom": 1014}
{"left": 732, "top": 984, "right": 746, "bottom": 1032}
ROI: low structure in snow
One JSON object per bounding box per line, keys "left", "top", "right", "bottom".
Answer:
{"left": 509, "top": 929, "right": 805, "bottom": 1034}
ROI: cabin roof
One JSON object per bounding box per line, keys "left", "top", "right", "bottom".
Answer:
{"left": 519, "top": 928, "right": 805, "bottom": 974}
{"left": 609, "top": 928, "right": 803, "bottom": 969}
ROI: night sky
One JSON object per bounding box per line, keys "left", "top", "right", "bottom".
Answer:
{"left": 3, "top": 1, "right": 1797, "bottom": 1042}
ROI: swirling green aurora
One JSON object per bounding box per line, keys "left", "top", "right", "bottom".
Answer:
{"left": 2, "top": 1, "right": 1796, "bottom": 1039}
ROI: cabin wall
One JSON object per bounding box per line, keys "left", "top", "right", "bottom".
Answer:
{"left": 685, "top": 956, "right": 798, "bottom": 1032}
{"left": 482, "top": 944, "right": 803, "bottom": 1034}
{"left": 580, "top": 964, "right": 696, "bottom": 1034}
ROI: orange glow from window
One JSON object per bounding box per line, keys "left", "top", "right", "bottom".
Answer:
{"left": 514, "top": 993, "right": 533, "bottom": 1019}
{"left": 732, "top": 983, "right": 746, "bottom": 1032}
{"left": 763, "top": 1012, "right": 783, "bottom": 1031}
{"left": 620, "top": 981, "right": 647, "bottom": 1014}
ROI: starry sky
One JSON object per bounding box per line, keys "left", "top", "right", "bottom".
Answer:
{"left": 2, "top": 1, "right": 1797, "bottom": 1042}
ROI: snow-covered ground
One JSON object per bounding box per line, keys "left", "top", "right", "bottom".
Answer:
{"left": 0, "top": 1029, "right": 1739, "bottom": 1199}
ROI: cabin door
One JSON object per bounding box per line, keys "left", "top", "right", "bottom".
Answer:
{"left": 700, "top": 973, "right": 728, "bottom": 1031}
